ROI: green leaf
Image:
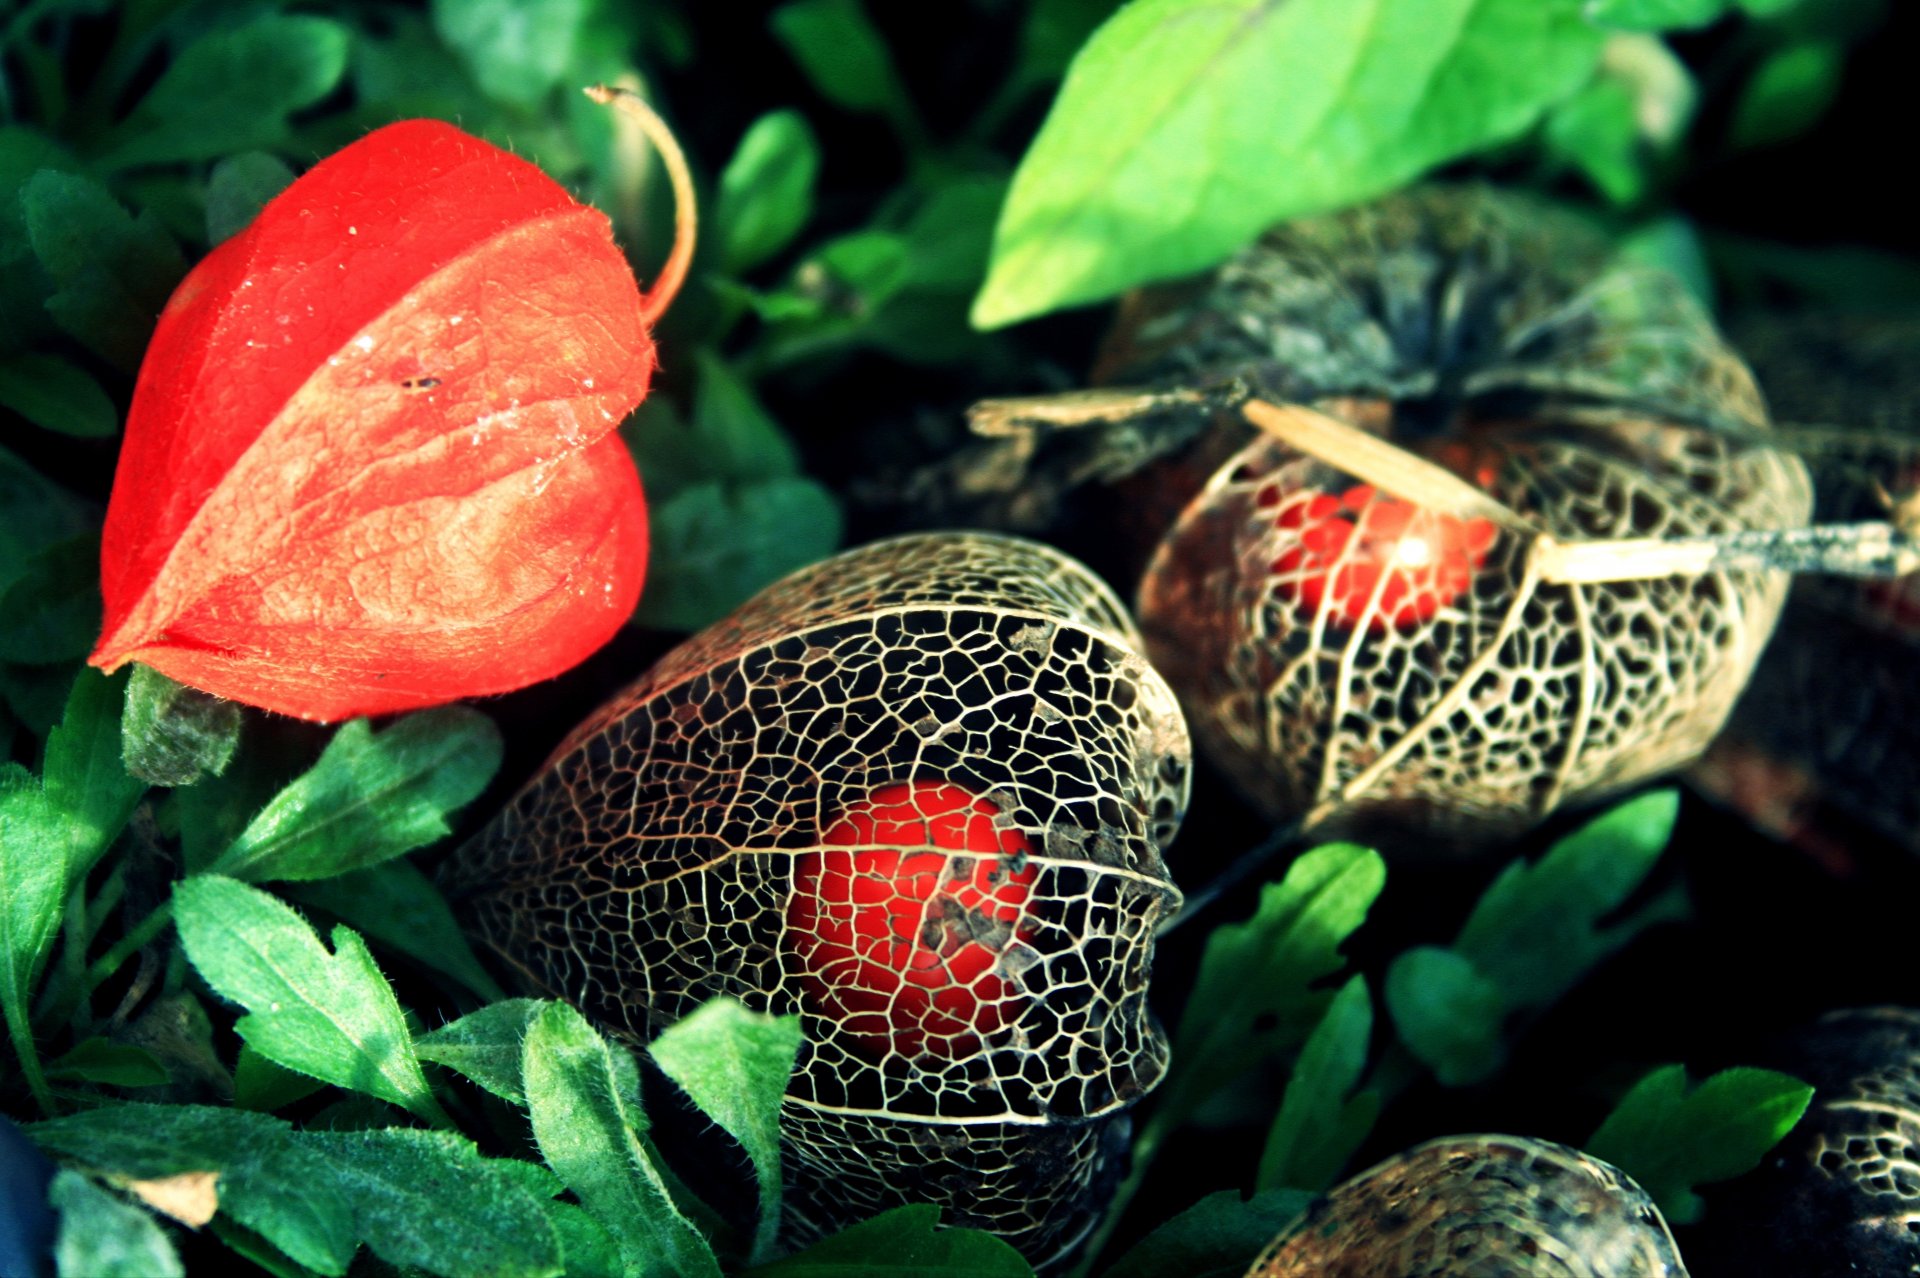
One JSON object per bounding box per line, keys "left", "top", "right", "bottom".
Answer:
{"left": 1729, "top": 40, "right": 1844, "bottom": 151}
{"left": 1012, "top": 0, "right": 1119, "bottom": 89}
{"left": 1619, "top": 215, "right": 1714, "bottom": 311}
{"left": 205, "top": 152, "right": 295, "bottom": 245}
{"left": 49, "top": 1171, "right": 183, "bottom": 1278}
{"left": 1584, "top": 1064, "right": 1814, "bottom": 1224}
{"left": 717, "top": 111, "right": 822, "bottom": 274}
{"left": 0, "top": 535, "right": 100, "bottom": 664}
{"left": 1101, "top": 1188, "right": 1314, "bottom": 1278}
{"left": 972, "top": 0, "right": 1604, "bottom": 327}
{"left": 173, "top": 877, "right": 448, "bottom": 1125}
{"left": 29, "top": 1104, "right": 356, "bottom": 1275}
{"left": 432, "top": 0, "right": 589, "bottom": 106}
{"left": 690, "top": 351, "right": 803, "bottom": 485}
{"left": 96, "top": 16, "right": 351, "bottom": 169}
{"left": 0, "top": 354, "right": 117, "bottom": 437}
{"left": 120, "top": 664, "right": 243, "bottom": 788}
{"left": 770, "top": 0, "right": 915, "bottom": 127}
{"left": 44, "top": 667, "right": 143, "bottom": 878}
{"left": 1584, "top": 0, "right": 1729, "bottom": 30}
{"left": 1255, "top": 976, "right": 1378, "bottom": 1193}
{"left": 1543, "top": 77, "right": 1646, "bottom": 205}
{"left": 542, "top": 1199, "right": 624, "bottom": 1278}
{"left": 415, "top": 999, "right": 548, "bottom": 1104}
{"left": 22, "top": 170, "right": 185, "bottom": 370}
{"left": 1383, "top": 946, "right": 1509, "bottom": 1087}
{"left": 0, "top": 128, "right": 80, "bottom": 354}
{"left": 743, "top": 1203, "right": 1033, "bottom": 1277}
{"left": 1164, "top": 843, "right": 1385, "bottom": 1126}
{"left": 522, "top": 1001, "right": 722, "bottom": 1278}
{"left": 2, "top": 766, "right": 76, "bottom": 1089}
{"left": 233, "top": 1043, "right": 328, "bottom": 1113}
{"left": 204, "top": 708, "right": 502, "bottom": 883}
{"left": 649, "top": 997, "right": 802, "bottom": 1263}
{"left": 298, "top": 1128, "right": 562, "bottom": 1278}
{"left": 0, "top": 443, "right": 94, "bottom": 591}
{"left": 46, "top": 1037, "right": 170, "bottom": 1088}
{"left": 634, "top": 477, "right": 845, "bottom": 631}
{"left": 1454, "top": 789, "right": 1682, "bottom": 1012}
{"left": 290, "top": 860, "right": 507, "bottom": 1003}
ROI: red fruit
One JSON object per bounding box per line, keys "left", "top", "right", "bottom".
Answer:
{"left": 788, "top": 781, "right": 1038, "bottom": 1062}
{"left": 1264, "top": 483, "right": 1498, "bottom": 632}
{"left": 90, "top": 118, "right": 676, "bottom": 721}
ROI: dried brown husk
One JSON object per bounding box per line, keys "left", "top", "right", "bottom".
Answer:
{"left": 1245, "top": 1134, "right": 1687, "bottom": 1278}
{"left": 443, "top": 531, "right": 1190, "bottom": 1269}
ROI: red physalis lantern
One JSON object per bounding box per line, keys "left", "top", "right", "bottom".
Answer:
{"left": 788, "top": 781, "right": 1039, "bottom": 1061}
{"left": 91, "top": 102, "right": 691, "bottom": 721}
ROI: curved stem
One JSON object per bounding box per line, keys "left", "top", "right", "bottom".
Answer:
{"left": 85, "top": 898, "right": 174, "bottom": 994}
{"left": 585, "top": 85, "right": 697, "bottom": 326}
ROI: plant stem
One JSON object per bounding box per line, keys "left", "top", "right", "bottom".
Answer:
{"left": 5, "top": 995, "right": 56, "bottom": 1117}
{"left": 85, "top": 898, "right": 175, "bottom": 994}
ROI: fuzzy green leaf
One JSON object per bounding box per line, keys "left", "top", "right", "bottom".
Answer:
{"left": 1384, "top": 946, "right": 1509, "bottom": 1087}
{"left": 22, "top": 170, "right": 185, "bottom": 370}
{"left": 120, "top": 664, "right": 243, "bottom": 788}
{"left": 46, "top": 1038, "right": 170, "bottom": 1088}
{"left": 173, "top": 877, "right": 447, "bottom": 1125}
{"left": 204, "top": 708, "right": 501, "bottom": 883}
{"left": 50, "top": 1172, "right": 183, "bottom": 1278}
{"left": 1585, "top": 1065, "right": 1814, "bottom": 1224}
{"left": 96, "top": 16, "right": 351, "bottom": 169}
{"left": 0, "top": 535, "right": 99, "bottom": 664}
{"left": 523, "top": 1001, "right": 721, "bottom": 1278}
{"left": 204, "top": 152, "right": 295, "bottom": 245}
{"left": 416, "top": 999, "right": 549, "bottom": 1105}
{"left": 744, "top": 1203, "right": 1033, "bottom": 1276}
{"left": 1256, "top": 976, "right": 1379, "bottom": 1193}
{"left": 718, "top": 111, "right": 822, "bottom": 274}
{"left": 299, "top": 1128, "right": 562, "bottom": 1278}
{"left": 1, "top": 765, "right": 72, "bottom": 1085}
{"left": 432, "top": 0, "right": 588, "bottom": 106}
{"left": 1585, "top": 0, "right": 1729, "bottom": 29}
{"left": 1165, "top": 843, "right": 1385, "bottom": 1125}
{"left": 972, "top": 0, "right": 1604, "bottom": 327}
{"left": 45, "top": 667, "right": 143, "bottom": 878}
{"left": 1102, "top": 1188, "right": 1314, "bottom": 1278}
{"left": 649, "top": 997, "right": 802, "bottom": 1263}
{"left": 770, "top": 0, "right": 914, "bottom": 125}
{"left": 542, "top": 1199, "right": 624, "bottom": 1278}
{"left": 0, "top": 354, "right": 116, "bottom": 437}
{"left": 233, "top": 1043, "right": 328, "bottom": 1113}
{"left": 291, "top": 860, "right": 507, "bottom": 1003}
{"left": 635, "top": 478, "right": 844, "bottom": 631}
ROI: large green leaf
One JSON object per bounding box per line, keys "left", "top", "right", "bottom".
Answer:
{"left": 21, "top": 170, "right": 184, "bottom": 370}
{"left": 742, "top": 1203, "right": 1033, "bottom": 1277}
{"left": 972, "top": 0, "right": 1604, "bottom": 327}
{"left": 44, "top": 668, "right": 144, "bottom": 877}
{"left": 717, "top": 111, "right": 822, "bottom": 274}
{"left": 0, "top": 765, "right": 71, "bottom": 1095}
{"left": 1101, "top": 1188, "right": 1313, "bottom": 1278}
{"left": 0, "top": 354, "right": 116, "bottom": 438}
{"left": 415, "top": 999, "right": 550, "bottom": 1105}
{"left": 290, "top": 860, "right": 506, "bottom": 1002}
{"left": 635, "top": 477, "right": 844, "bottom": 632}
{"left": 49, "top": 1172, "right": 184, "bottom": 1278}
{"left": 432, "top": 0, "right": 589, "bottom": 106}
{"left": 1255, "top": 976, "right": 1378, "bottom": 1193}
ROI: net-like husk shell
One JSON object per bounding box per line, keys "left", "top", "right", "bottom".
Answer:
{"left": 443, "top": 531, "right": 1190, "bottom": 1268}
{"left": 1245, "top": 1135, "right": 1687, "bottom": 1277}
{"left": 1104, "top": 188, "right": 1811, "bottom": 841}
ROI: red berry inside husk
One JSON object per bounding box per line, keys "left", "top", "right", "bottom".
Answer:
{"left": 788, "top": 782, "right": 1037, "bottom": 1062}
{"left": 1262, "top": 483, "right": 1498, "bottom": 632}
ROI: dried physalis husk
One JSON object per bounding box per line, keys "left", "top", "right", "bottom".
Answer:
{"left": 1092, "top": 187, "right": 1811, "bottom": 843}
{"left": 1245, "top": 1135, "right": 1687, "bottom": 1278}
{"left": 1693, "top": 315, "right": 1920, "bottom": 861}
{"left": 442, "top": 531, "right": 1189, "bottom": 1269}
{"left": 1693, "top": 1008, "right": 1920, "bottom": 1277}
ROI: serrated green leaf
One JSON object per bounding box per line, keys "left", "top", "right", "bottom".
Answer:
{"left": 173, "top": 877, "right": 447, "bottom": 1125}
{"left": 718, "top": 111, "right": 821, "bottom": 274}
{"left": 1584, "top": 0, "right": 1729, "bottom": 29}
{"left": 432, "top": 0, "right": 589, "bottom": 106}
{"left": 1585, "top": 1064, "right": 1814, "bottom": 1224}
{"left": 298, "top": 1128, "right": 562, "bottom": 1278}
{"left": 290, "top": 860, "right": 506, "bottom": 1003}
{"left": 1454, "top": 789, "right": 1681, "bottom": 1012}
{"left": 1164, "top": 843, "right": 1385, "bottom": 1126}
{"left": 22, "top": 170, "right": 185, "bottom": 370}
{"left": 50, "top": 1171, "right": 183, "bottom": 1278}
{"left": 649, "top": 997, "right": 802, "bottom": 1264}
{"left": 46, "top": 1038, "right": 170, "bottom": 1088}
{"left": 121, "top": 664, "right": 242, "bottom": 788}
{"left": 743, "top": 1203, "right": 1033, "bottom": 1277}
{"left": 972, "top": 0, "right": 1604, "bottom": 327}
{"left": 523, "top": 1001, "right": 721, "bottom": 1278}
{"left": 205, "top": 708, "right": 501, "bottom": 883}
{"left": 634, "top": 477, "right": 844, "bottom": 632}
{"left": 0, "top": 354, "right": 116, "bottom": 438}
{"left": 29, "top": 1104, "right": 355, "bottom": 1275}
{"left": 415, "top": 999, "right": 548, "bottom": 1104}
{"left": 770, "top": 0, "right": 914, "bottom": 127}
{"left": 1730, "top": 40, "right": 1843, "bottom": 151}
{"left": 1383, "top": 945, "right": 1509, "bottom": 1087}
{"left": 1256, "top": 976, "right": 1379, "bottom": 1193}
{"left": 1101, "top": 1188, "right": 1314, "bottom": 1278}
{"left": 205, "top": 152, "right": 295, "bottom": 245}
{"left": 0, "top": 535, "right": 100, "bottom": 664}
{"left": 96, "top": 16, "right": 350, "bottom": 169}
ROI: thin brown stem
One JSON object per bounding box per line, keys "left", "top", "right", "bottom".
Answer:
{"left": 585, "top": 85, "right": 697, "bottom": 326}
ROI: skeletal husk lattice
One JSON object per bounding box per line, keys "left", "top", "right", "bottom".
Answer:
{"left": 443, "top": 531, "right": 1190, "bottom": 1269}
{"left": 1244, "top": 1135, "right": 1688, "bottom": 1278}
{"left": 1096, "top": 187, "right": 1813, "bottom": 842}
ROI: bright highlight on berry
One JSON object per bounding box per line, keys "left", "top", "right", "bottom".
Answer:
{"left": 787, "top": 781, "right": 1038, "bottom": 1062}
{"left": 1264, "top": 483, "right": 1499, "bottom": 631}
